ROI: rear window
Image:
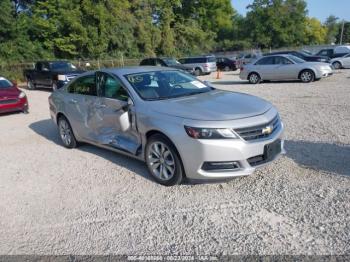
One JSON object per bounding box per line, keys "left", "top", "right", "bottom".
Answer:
{"left": 0, "top": 79, "right": 13, "bottom": 88}
{"left": 207, "top": 57, "right": 216, "bottom": 62}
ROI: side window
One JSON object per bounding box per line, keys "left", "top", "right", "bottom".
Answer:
{"left": 68, "top": 75, "right": 96, "bottom": 96}
{"left": 97, "top": 72, "right": 129, "bottom": 101}
{"left": 36, "top": 62, "right": 43, "bottom": 71}
{"left": 256, "top": 57, "right": 274, "bottom": 65}
{"left": 275, "top": 56, "right": 293, "bottom": 65}
{"left": 42, "top": 63, "right": 50, "bottom": 71}
{"left": 156, "top": 59, "right": 165, "bottom": 66}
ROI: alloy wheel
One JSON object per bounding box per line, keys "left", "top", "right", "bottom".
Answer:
{"left": 333, "top": 62, "right": 341, "bottom": 70}
{"left": 59, "top": 119, "right": 72, "bottom": 146}
{"left": 249, "top": 73, "right": 260, "bottom": 84}
{"left": 300, "top": 71, "right": 313, "bottom": 82}
{"left": 147, "top": 142, "right": 176, "bottom": 181}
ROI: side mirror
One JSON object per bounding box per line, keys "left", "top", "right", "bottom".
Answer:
{"left": 118, "top": 98, "right": 133, "bottom": 132}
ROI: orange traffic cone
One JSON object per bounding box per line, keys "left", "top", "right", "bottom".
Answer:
{"left": 216, "top": 70, "right": 221, "bottom": 79}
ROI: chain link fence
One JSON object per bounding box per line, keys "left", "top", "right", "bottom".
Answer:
{"left": 0, "top": 58, "right": 142, "bottom": 82}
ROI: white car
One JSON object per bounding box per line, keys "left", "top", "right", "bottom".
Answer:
{"left": 331, "top": 53, "right": 350, "bottom": 69}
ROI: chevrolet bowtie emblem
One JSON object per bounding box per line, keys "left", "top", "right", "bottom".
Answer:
{"left": 262, "top": 125, "right": 273, "bottom": 135}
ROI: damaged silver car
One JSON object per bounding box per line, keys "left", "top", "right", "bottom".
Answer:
{"left": 49, "top": 67, "right": 285, "bottom": 186}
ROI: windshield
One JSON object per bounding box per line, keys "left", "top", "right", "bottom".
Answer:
{"left": 0, "top": 78, "right": 13, "bottom": 88}
{"left": 125, "top": 70, "right": 213, "bottom": 100}
{"left": 163, "top": 58, "right": 181, "bottom": 66}
{"left": 288, "top": 55, "right": 305, "bottom": 64}
{"left": 50, "top": 62, "right": 77, "bottom": 72}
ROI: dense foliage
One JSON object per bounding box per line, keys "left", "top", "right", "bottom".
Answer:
{"left": 0, "top": 0, "right": 348, "bottom": 63}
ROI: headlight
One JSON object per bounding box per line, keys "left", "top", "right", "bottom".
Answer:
{"left": 184, "top": 126, "right": 238, "bottom": 139}
{"left": 57, "top": 75, "right": 67, "bottom": 81}
{"left": 18, "top": 92, "right": 26, "bottom": 99}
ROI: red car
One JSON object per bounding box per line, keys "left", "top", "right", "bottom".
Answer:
{"left": 0, "top": 77, "right": 29, "bottom": 114}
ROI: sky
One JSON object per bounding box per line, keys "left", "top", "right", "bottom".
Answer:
{"left": 232, "top": 0, "right": 350, "bottom": 22}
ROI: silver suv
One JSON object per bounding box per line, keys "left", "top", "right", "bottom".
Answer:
{"left": 178, "top": 56, "right": 217, "bottom": 76}
{"left": 49, "top": 67, "right": 284, "bottom": 186}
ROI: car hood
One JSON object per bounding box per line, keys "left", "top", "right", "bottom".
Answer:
{"left": 51, "top": 70, "right": 85, "bottom": 75}
{"left": 151, "top": 90, "right": 272, "bottom": 121}
{"left": 0, "top": 87, "right": 20, "bottom": 98}
{"left": 304, "top": 61, "right": 331, "bottom": 67}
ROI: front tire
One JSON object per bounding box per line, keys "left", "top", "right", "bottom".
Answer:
{"left": 224, "top": 66, "right": 230, "bottom": 72}
{"left": 58, "top": 116, "right": 77, "bottom": 148}
{"left": 332, "top": 61, "right": 342, "bottom": 70}
{"left": 300, "top": 70, "right": 315, "bottom": 83}
{"left": 194, "top": 68, "right": 202, "bottom": 76}
{"left": 248, "top": 72, "right": 261, "bottom": 84}
{"left": 27, "top": 78, "right": 35, "bottom": 90}
{"left": 52, "top": 81, "right": 58, "bottom": 91}
{"left": 145, "top": 134, "right": 184, "bottom": 186}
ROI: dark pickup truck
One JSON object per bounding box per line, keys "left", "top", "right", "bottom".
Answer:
{"left": 24, "top": 61, "right": 84, "bottom": 90}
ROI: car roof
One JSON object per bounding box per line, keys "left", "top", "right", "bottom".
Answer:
{"left": 78, "top": 66, "right": 178, "bottom": 77}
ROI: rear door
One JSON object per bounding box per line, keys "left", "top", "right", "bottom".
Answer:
{"left": 93, "top": 72, "right": 141, "bottom": 154}
{"left": 64, "top": 74, "right": 97, "bottom": 140}
{"left": 254, "top": 57, "right": 276, "bottom": 80}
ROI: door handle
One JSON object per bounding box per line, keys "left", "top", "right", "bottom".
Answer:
{"left": 69, "top": 99, "right": 78, "bottom": 104}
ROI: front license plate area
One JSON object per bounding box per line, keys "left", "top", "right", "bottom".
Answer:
{"left": 264, "top": 139, "right": 281, "bottom": 161}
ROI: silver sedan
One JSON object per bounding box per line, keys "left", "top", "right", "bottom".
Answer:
{"left": 331, "top": 53, "right": 350, "bottom": 69}
{"left": 49, "top": 67, "right": 284, "bottom": 186}
{"left": 240, "top": 55, "right": 333, "bottom": 84}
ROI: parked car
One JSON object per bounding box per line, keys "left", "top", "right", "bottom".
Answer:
{"left": 0, "top": 76, "right": 28, "bottom": 114}
{"left": 236, "top": 53, "right": 262, "bottom": 67}
{"left": 49, "top": 67, "right": 285, "bottom": 186}
{"left": 316, "top": 46, "right": 350, "bottom": 59}
{"left": 140, "top": 57, "right": 194, "bottom": 74}
{"left": 240, "top": 55, "right": 333, "bottom": 84}
{"left": 216, "top": 57, "right": 237, "bottom": 71}
{"left": 330, "top": 53, "right": 350, "bottom": 69}
{"left": 24, "top": 61, "right": 84, "bottom": 90}
{"left": 264, "top": 51, "right": 330, "bottom": 63}
{"left": 178, "top": 56, "right": 217, "bottom": 76}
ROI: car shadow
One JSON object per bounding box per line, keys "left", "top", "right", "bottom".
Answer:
{"left": 29, "top": 119, "right": 154, "bottom": 182}
{"left": 284, "top": 140, "right": 350, "bottom": 177}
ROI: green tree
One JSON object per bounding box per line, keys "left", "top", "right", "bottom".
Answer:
{"left": 324, "top": 15, "right": 340, "bottom": 44}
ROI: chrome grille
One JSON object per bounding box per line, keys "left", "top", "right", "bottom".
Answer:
{"left": 0, "top": 99, "right": 18, "bottom": 105}
{"left": 235, "top": 115, "right": 280, "bottom": 141}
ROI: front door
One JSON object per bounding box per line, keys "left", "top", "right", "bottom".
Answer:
{"left": 64, "top": 74, "right": 97, "bottom": 140}
{"left": 93, "top": 72, "right": 141, "bottom": 155}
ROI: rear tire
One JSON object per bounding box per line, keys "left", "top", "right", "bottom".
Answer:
{"left": 194, "top": 68, "right": 202, "bottom": 76}
{"left": 145, "top": 134, "right": 184, "bottom": 186}
{"left": 27, "top": 78, "right": 35, "bottom": 90}
{"left": 58, "top": 116, "right": 77, "bottom": 148}
{"left": 300, "top": 70, "right": 315, "bottom": 83}
{"left": 332, "top": 61, "right": 342, "bottom": 70}
{"left": 248, "top": 72, "right": 261, "bottom": 84}
{"left": 224, "top": 66, "right": 230, "bottom": 72}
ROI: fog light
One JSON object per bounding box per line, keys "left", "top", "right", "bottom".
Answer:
{"left": 202, "top": 161, "right": 240, "bottom": 171}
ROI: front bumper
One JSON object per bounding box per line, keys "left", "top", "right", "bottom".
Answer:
{"left": 317, "top": 68, "right": 333, "bottom": 78}
{"left": 177, "top": 122, "right": 285, "bottom": 180}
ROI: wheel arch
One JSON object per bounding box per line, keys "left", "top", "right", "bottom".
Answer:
{"left": 298, "top": 68, "right": 316, "bottom": 79}
{"left": 145, "top": 129, "right": 186, "bottom": 178}
{"left": 247, "top": 71, "right": 261, "bottom": 80}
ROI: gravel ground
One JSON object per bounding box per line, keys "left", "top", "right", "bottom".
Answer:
{"left": 0, "top": 70, "right": 349, "bottom": 255}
